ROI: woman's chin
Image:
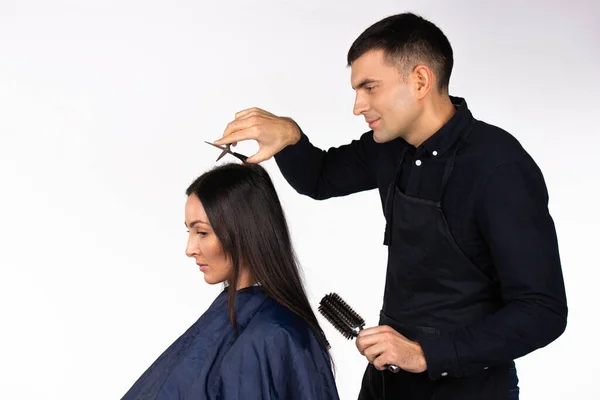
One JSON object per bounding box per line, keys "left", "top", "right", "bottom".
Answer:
{"left": 203, "top": 275, "right": 226, "bottom": 286}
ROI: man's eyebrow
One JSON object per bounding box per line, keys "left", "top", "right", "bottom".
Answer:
{"left": 353, "top": 78, "right": 380, "bottom": 90}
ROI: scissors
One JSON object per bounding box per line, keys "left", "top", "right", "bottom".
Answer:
{"left": 204, "top": 141, "right": 249, "bottom": 163}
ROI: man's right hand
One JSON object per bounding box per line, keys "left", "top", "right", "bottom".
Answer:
{"left": 215, "top": 108, "right": 301, "bottom": 163}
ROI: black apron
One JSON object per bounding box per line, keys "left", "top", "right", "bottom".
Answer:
{"left": 359, "top": 122, "right": 512, "bottom": 400}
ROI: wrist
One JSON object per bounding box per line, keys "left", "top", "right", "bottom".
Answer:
{"left": 283, "top": 117, "right": 301, "bottom": 146}
{"left": 413, "top": 342, "right": 428, "bottom": 372}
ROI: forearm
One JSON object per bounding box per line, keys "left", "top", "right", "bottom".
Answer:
{"left": 275, "top": 132, "right": 332, "bottom": 199}
{"left": 274, "top": 129, "right": 377, "bottom": 199}
{"left": 420, "top": 294, "right": 567, "bottom": 379}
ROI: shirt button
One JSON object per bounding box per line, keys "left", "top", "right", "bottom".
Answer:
{"left": 441, "top": 372, "right": 448, "bottom": 377}
{"left": 432, "top": 150, "right": 438, "bottom": 156}
{"left": 415, "top": 159, "right": 422, "bottom": 166}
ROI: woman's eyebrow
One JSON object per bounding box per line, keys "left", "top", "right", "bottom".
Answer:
{"left": 185, "top": 220, "right": 210, "bottom": 228}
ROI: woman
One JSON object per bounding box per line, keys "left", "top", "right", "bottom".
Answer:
{"left": 122, "top": 163, "right": 339, "bottom": 400}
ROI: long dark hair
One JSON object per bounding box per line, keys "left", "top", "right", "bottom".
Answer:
{"left": 185, "top": 163, "right": 331, "bottom": 354}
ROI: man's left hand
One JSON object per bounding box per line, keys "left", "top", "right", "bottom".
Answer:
{"left": 356, "top": 325, "right": 428, "bottom": 373}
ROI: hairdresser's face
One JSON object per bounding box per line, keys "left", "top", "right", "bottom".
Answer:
{"left": 351, "top": 49, "right": 420, "bottom": 143}
{"left": 184, "top": 194, "right": 232, "bottom": 285}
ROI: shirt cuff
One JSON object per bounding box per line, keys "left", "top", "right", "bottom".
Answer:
{"left": 419, "top": 334, "right": 460, "bottom": 380}
{"left": 274, "top": 131, "right": 310, "bottom": 163}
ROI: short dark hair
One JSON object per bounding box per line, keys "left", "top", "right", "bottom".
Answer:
{"left": 347, "top": 12, "right": 454, "bottom": 92}
{"left": 186, "top": 163, "right": 330, "bottom": 354}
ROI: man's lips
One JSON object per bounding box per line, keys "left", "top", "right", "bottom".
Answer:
{"left": 367, "top": 118, "right": 380, "bottom": 128}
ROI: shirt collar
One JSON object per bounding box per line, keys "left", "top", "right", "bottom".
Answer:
{"left": 419, "top": 96, "right": 473, "bottom": 158}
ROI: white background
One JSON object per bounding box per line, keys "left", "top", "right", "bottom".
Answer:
{"left": 1, "top": 0, "right": 598, "bottom": 399}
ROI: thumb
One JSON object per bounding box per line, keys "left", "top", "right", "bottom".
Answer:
{"left": 246, "top": 148, "right": 273, "bottom": 164}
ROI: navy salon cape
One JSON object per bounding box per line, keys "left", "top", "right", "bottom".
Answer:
{"left": 122, "top": 286, "right": 339, "bottom": 400}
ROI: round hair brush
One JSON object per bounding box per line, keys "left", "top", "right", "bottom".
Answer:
{"left": 318, "top": 293, "right": 400, "bottom": 373}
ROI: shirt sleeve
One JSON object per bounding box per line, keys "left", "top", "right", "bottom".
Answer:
{"left": 419, "top": 158, "right": 568, "bottom": 379}
{"left": 274, "top": 128, "right": 378, "bottom": 200}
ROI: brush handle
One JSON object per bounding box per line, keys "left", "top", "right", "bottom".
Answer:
{"left": 387, "top": 364, "right": 400, "bottom": 373}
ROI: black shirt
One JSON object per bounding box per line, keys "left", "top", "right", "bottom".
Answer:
{"left": 274, "top": 96, "right": 567, "bottom": 379}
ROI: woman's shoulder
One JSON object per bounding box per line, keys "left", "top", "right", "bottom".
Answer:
{"left": 245, "top": 296, "right": 316, "bottom": 346}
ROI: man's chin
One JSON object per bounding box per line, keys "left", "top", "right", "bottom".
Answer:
{"left": 372, "top": 130, "right": 392, "bottom": 144}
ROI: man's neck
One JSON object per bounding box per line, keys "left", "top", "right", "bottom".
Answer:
{"left": 405, "top": 95, "right": 456, "bottom": 148}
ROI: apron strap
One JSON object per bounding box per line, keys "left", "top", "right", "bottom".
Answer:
{"left": 384, "top": 120, "right": 477, "bottom": 243}
{"left": 439, "top": 120, "right": 477, "bottom": 200}
{"left": 383, "top": 146, "right": 408, "bottom": 245}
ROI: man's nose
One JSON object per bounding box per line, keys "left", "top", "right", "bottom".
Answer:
{"left": 353, "top": 93, "right": 368, "bottom": 116}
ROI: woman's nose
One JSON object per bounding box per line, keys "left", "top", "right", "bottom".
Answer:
{"left": 185, "top": 237, "right": 198, "bottom": 258}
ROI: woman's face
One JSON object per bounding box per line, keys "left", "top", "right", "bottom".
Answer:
{"left": 184, "top": 194, "right": 255, "bottom": 289}
{"left": 184, "top": 194, "right": 232, "bottom": 285}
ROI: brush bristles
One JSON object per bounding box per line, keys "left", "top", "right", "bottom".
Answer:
{"left": 318, "top": 293, "right": 365, "bottom": 340}
{"left": 319, "top": 306, "right": 354, "bottom": 339}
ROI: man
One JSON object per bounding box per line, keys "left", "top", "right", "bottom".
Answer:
{"left": 215, "top": 12, "right": 567, "bottom": 400}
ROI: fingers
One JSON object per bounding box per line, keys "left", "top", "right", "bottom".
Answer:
{"left": 357, "top": 326, "right": 398, "bottom": 354}
{"left": 215, "top": 107, "right": 295, "bottom": 161}
{"left": 360, "top": 325, "right": 395, "bottom": 337}
{"left": 363, "top": 343, "right": 386, "bottom": 364}
{"left": 356, "top": 332, "right": 378, "bottom": 355}
{"left": 246, "top": 148, "right": 273, "bottom": 163}
{"left": 216, "top": 121, "right": 258, "bottom": 145}
{"left": 373, "top": 353, "right": 394, "bottom": 371}
{"left": 357, "top": 327, "right": 426, "bottom": 373}
{"left": 214, "top": 132, "right": 247, "bottom": 146}
{"left": 360, "top": 339, "right": 398, "bottom": 372}
{"left": 221, "top": 117, "right": 253, "bottom": 138}
{"left": 218, "top": 110, "right": 269, "bottom": 145}
{"left": 234, "top": 107, "right": 271, "bottom": 120}
{"left": 356, "top": 326, "right": 409, "bottom": 366}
